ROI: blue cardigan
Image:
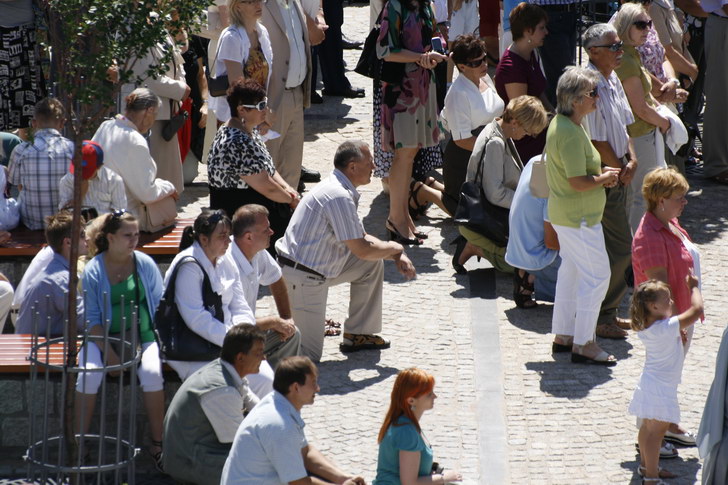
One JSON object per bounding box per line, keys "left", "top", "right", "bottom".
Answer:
{"left": 81, "top": 250, "right": 163, "bottom": 329}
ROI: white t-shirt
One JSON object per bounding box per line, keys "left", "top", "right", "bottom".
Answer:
{"left": 441, "top": 74, "right": 504, "bottom": 140}
{"left": 638, "top": 316, "right": 685, "bottom": 388}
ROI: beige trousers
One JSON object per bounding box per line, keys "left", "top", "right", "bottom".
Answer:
{"left": 281, "top": 254, "right": 384, "bottom": 362}
{"left": 266, "top": 86, "right": 305, "bottom": 188}
{"left": 150, "top": 120, "right": 184, "bottom": 194}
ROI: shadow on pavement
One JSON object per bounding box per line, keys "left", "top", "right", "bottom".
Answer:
{"left": 683, "top": 174, "right": 728, "bottom": 245}
{"left": 524, "top": 360, "right": 614, "bottom": 398}
{"left": 316, "top": 354, "right": 399, "bottom": 396}
{"left": 619, "top": 455, "right": 700, "bottom": 485}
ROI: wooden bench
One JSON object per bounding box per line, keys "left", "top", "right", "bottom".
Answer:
{"left": 0, "top": 219, "right": 194, "bottom": 283}
{"left": 0, "top": 334, "right": 176, "bottom": 376}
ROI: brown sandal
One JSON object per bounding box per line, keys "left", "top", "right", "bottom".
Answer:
{"left": 325, "top": 319, "right": 342, "bottom": 337}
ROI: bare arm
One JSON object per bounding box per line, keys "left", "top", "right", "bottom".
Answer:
{"left": 399, "top": 450, "right": 461, "bottom": 484}
{"left": 621, "top": 76, "right": 670, "bottom": 132}
{"left": 453, "top": 136, "right": 477, "bottom": 151}
{"left": 674, "top": 0, "right": 708, "bottom": 17}
{"left": 504, "top": 82, "right": 528, "bottom": 101}
{"left": 288, "top": 445, "right": 365, "bottom": 485}
{"left": 270, "top": 277, "right": 292, "bottom": 319}
{"left": 567, "top": 167, "right": 620, "bottom": 192}
{"left": 544, "top": 221, "right": 559, "bottom": 250}
{"left": 591, "top": 140, "right": 623, "bottom": 169}
{"left": 224, "top": 59, "right": 245, "bottom": 86}
{"left": 344, "top": 236, "right": 416, "bottom": 279}
{"left": 242, "top": 171, "right": 297, "bottom": 205}
{"left": 677, "top": 278, "right": 703, "bottom": 329}
{"left": 663, "top": 44, "right": 698, "bottom": 80}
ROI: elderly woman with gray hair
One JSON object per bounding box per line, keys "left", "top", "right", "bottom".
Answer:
{"left": 547, "top": 67, "right": 621, "bottom": 366}
{"left": 613, "top": 2, "right": 671, "bottom": 232}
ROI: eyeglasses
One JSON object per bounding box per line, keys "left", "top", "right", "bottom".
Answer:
{"left": 591, "top": 41, "right": 624, "bottom": 52}
{"left": 633, "top": 20, "right": 653, "bottom": 30}
{"left": 462, "top": 56, "right": 486, "bottom": 68}
{"left": 241, "top": 98, "right": 268, "bottom": 111}
{"left": 584, "top": 87, "right": 599, "bottom": 98}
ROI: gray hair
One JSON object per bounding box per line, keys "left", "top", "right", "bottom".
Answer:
{"left": 613, "top": 3, "right": 648, "bottom": 46}
{"left": 556, "top": 66, "right": 601, "bottom": 116}
{"left": 333, "top": 140, "right": 369, "bottom": 170}
{"left": 125, "top": 87, "right": 162, "bottom": 113}
{"left": 583, "top": 23, "right": 618, "bottom": 50}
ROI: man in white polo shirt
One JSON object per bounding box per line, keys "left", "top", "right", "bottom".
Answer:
{"left": 227, "top": 204, "right": 301, "bottom": 369}
{"left": 275, "top": 140, "right": 416, "bottom": 362}
{"left": 220, "top": 356, "right": 365, "bottom": 485}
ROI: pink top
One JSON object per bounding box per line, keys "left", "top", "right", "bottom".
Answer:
{"left": 632, "top": 211, "right": 696, "bottom": 316}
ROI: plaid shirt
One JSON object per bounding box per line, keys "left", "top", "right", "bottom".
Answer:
{"left": 8, "top": 129, "right": 74, "bottom": 230}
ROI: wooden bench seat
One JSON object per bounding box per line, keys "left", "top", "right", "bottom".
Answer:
{"left": 0, "top": 218, "right": 194, "bottom": 258}
{"left": 0, "top": 334, "right": 176, "bottom": 376}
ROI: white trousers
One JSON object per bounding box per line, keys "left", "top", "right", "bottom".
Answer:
{"left": 551, "top": 222, "right": 611, "bottom": 346}
{"left": 77, "top": 341, "right": 164, "bottom": 394}
{"left": 628, "top": 129, "right": 666, "bottom": 233}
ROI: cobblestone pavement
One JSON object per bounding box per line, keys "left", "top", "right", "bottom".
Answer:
{"left": 7, "top": 4, "right": 724, "bottom": 484}
{"left": 175, "top": 4, "right": 728, "bottom": 485}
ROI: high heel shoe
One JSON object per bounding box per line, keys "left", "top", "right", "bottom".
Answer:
{"left": 408, "top": 181, "right": 430, "bottom": 221}
{"left": 386, "top": 220, "right": 423, "bottom": 246}
{"left": 451, "top": 236, "right": 468, "bottom": 274}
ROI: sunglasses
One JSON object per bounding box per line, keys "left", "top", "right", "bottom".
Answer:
{"left": 591, "top": 41, "right": 624, "bottom": 52}
{"left": 584, "top": 87, "right": 599, "bottom": 98}
{"left": 241, "top": 98, "right": 268, "bottom": 111}
{"left": 462, "top": 56, "right": 486, "bottom": 68}
{"left": 111, "top": 209, "right": 127, "bottom": 219}
{"left": 633, "top": 20, "right": 653, "bottom": 30}
{"left": 207, "top": 210, "right": 226, "bottom": 226}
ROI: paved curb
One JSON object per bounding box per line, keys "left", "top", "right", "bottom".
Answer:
{"left": 468, "top": 263, "right": 509, "bottom": 484}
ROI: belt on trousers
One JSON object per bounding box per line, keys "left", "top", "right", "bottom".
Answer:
{"left": 277, "top": 255, "right": 325, "bottom": 278}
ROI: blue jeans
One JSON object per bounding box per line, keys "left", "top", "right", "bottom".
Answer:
{"left": 532, "top": 255, "right": 561, "bottom": 303}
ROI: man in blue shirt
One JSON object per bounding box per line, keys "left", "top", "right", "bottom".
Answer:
{"left": 221, "top": 356, "right": 366, "bottom": 485}
{"left": 15, "top": 211, "right": 87, "bottom": 336}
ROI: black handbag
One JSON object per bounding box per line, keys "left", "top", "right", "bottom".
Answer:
{"left": 205, "top": 36, "right": 230, "bottom": 97}
{"left": 354, "top": 5, "right": 405, "bottom": 85}
{"left": 153, "top": 256, "right": 224, "bottom": 361}
{"left": 161, "top": 100, "right": 189, "bottom": 141}
{"left": 453, "top": 135, "right": 510, "bottom": 247}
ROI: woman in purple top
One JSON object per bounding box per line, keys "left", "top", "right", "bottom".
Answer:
{"left": 495, "top": 2, "right": 553, "bottom": 162}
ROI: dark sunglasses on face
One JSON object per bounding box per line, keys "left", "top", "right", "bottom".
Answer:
{"left": 241, "top": 98, "right": 268, "bottom": 111}
{"left": 592, "top": 41, "right": 624, "bottom": 52}
{"left": 463, "top": 56, "right": 486, "bottom": 68}
{"left": 633, "top": 20, "right": 653, "bottom": 30}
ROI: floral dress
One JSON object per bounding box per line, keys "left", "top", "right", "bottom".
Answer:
{"left": 376, "top": 0, "right": 440, "bottom": 152}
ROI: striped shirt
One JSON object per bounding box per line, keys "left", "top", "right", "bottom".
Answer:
{"left": 584, "top": 63, "right": 634, "bottom": 160}
{"left": 275, "top": 169, "right": 365, "bottom": 278}
{"left": 8, "top": 129, "right": 74, "bottom": 230}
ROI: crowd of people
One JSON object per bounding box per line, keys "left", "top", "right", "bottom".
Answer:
{"left": 0, "top": 0, "right": 725, "bottom": 482}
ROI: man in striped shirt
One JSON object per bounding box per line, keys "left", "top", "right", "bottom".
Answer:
{"left": 583, "top": 23, "right": 638, "bottom": 338}
{"left": 275, "top": 140, "right": 416, "bottom": 362}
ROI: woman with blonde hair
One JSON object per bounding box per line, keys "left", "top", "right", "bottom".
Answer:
{"left": 374, "top": 368, "right": 462, "bottom": 484}
{"left": 547, "top": 67, "right": 620, "bottom": 365}
{"left": 613, "top": 2, "right": 671, "bottom": 232}
{"left": 207, "top": 0, "right": 273, "bottom": 123}
{"left": 454, "top": 95, "right": 549, "bottom": 308}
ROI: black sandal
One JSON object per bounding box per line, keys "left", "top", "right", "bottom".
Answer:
{"left": 513, "top": 269, "right": 537, "bottom": 309}
{"left": 408, "top": 181, "right": 431, "bottom": 220}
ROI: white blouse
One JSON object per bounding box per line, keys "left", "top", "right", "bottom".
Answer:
{"left": 441, "top": 73, "right": 505, "bottom": 141}
{"left": 208, "top": 23, "right": 274, "bottom": 122}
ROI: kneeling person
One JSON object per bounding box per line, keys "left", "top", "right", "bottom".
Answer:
{"left": 163, "top": 324, "right": 266, "bottom": 485}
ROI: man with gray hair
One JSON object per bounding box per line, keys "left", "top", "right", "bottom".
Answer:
{"left": 275, "top": 140, "right": 416, "bottom": 361}
{"left": 582, "top": 23, "right": 637, "bottom": 339}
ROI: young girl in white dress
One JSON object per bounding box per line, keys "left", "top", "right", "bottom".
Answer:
{"left": 629, "top": 276, "right": 704, "bottom": 484}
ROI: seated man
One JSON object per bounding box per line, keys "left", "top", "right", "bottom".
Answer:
{"left": 163, "top": 323, "right": 266, "bottom": 485}
{"left": 15, "top": 211, "right": 87, "bottom": 336}
{"left": 274, "top": 140, "right": 415, "bottom": 361}
{"left": 58, "top": 140, "right": 127, "bottom": 217}
{"left": 8, "top": 98, "right": 74, "bottom": 230}
{"left": 221, "top": 356, "right": 365, "bottom": 485}
{"left": 228, "top": 204, "right": 301, "bottom": 370}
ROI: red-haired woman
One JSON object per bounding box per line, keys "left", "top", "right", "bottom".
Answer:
{"left": 373, "top": 368, "right": 462, "bottom": 484}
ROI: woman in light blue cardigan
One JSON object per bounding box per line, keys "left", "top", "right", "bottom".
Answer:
{"left": 77, "top": 211, "right": 166, "bottom": 470}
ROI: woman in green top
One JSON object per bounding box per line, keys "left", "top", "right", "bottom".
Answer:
{"left": 374, "top": 368, "right": 462, "bottom": 485}
{"left": 76, "top": 211, "right": 166, "bottom": 470}
{"left": 547, "top": 67, "right": 621, "bottom": 366}
{"left": 613, "top": 2, "right": 671, "bottom": 233}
